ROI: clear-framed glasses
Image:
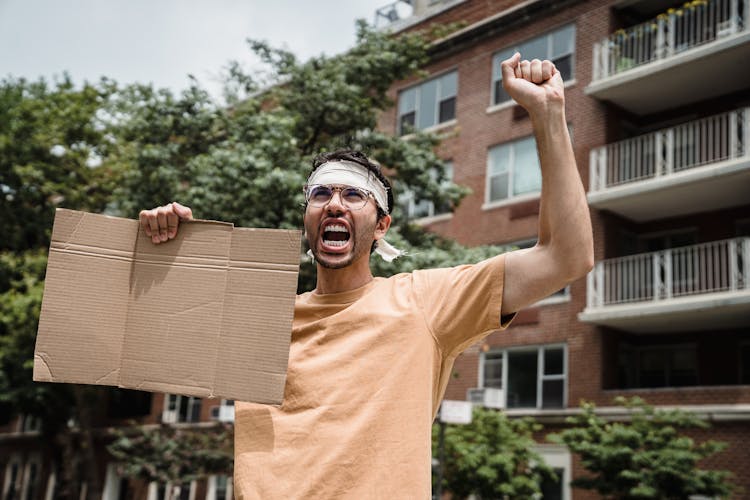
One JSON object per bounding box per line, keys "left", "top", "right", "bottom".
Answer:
{"left": 304, "top": 184, "right": 372, "bottom": 210}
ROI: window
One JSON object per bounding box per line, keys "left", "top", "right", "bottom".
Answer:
{"left": 3, "top": 456, "right": 21, "bottom": 500}
{"left": 162, "top": 394, "right": 201, "bottom": 424}
{"left": 492, "top": 24, "right": 575, "bottom": 106}
{"left": 535, "top": 445, "right": 572, "bottom": 500}
{"left": 486, "top": 135, "right": 541, "bottom": 203}
{"left": 397, "top": 71, "right": 457, "bottom": 135}
{"left": 400, "top": 162, "right": 453, "bottom": 219}
{"left": 207, "top": 475, "right": 233, "bottom": 500}
{"left": 480, "top": 345, "right": 566, "bottom": 409}
{"left": 210, "top": 399, "right": 235, "bottom": 423}
{"left": 618, "top": 344, "right": 698, "bottom": 389}
{"left": 21, "top": 459, "right": 40, "bottom": 500}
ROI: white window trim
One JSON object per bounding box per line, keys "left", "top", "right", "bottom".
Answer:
{"left": 399, "top": 118, "right": 458, "bottom": 141}
{"left": 162, "top": 394, "right": 201, "bottom": 424}
{"left": 148, "top": 480, "right": 197, "bottom": 500}
{"left": 207, "top": 475, "right": 233, "bottom": 500}
{"left": 489, "top": 23, "right": 577, "bottom": 107}
{"left": 397, "top": 69, "right": 458, "bottom": 135}
{"left": 411, "top": 212, "right": 453, "bottom": 226}
{"left": 534, "top": 444, "right": 572, "bottom": 500}
{"left": 478, "top": 343, "right": 568, "bottom": 410}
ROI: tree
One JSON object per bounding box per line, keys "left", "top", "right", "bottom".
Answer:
{"left": 548, "top": 397, "right": 734, "bottom": 499}
{"left": 107, "top": 423, "right": 233, "bottom": 500}
{"left": 435, "top": 407, "right": 555, "bottom": 499}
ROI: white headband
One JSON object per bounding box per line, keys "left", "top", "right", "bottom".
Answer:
{"left": 305, "top": 159, "right": 404, "bottom": 262}
{"left": 307, "top": 160, "right": 390, "bottom": 215}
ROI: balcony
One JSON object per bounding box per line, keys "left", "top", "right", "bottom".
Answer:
{"left": 588, "top": 107, "right": 750, "bottom": 221}
{"left": 579, "top": 237, "right": 750, "bottom": 332}
{"left": 587, "top": 0, "right": 750, "bottom": 114}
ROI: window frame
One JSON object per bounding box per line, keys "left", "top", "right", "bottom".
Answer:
{"left": 162, "top": 394, "right": 202, "bottom": 424}
{"left": 490, "top": 23, "right": 576, "bottom": 107}
{"left": 400, "top": 161, "right": 454, "bottom": 221}
{"left": 397, "top": 69, "right": 458, "bottom": 135}
{"left": 478, "top": 343, "right": 567, "bottom": 410}
{"left": 484, "top": 134, "right": 542, "bottom": 206}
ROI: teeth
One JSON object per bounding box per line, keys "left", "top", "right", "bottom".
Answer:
{"left": 324, "top": 224, "right": 348, "bottom": 233}
{"left": 323, "top": 240, "right": 347, "bottom": 247}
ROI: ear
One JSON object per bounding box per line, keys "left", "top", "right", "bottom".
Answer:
{"left": 373, "top": 215, "right": 392, "bottom": 241}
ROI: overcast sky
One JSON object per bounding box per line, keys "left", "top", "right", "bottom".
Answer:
{"left": 0, "top": 0, "right": 396, "bottom": 98}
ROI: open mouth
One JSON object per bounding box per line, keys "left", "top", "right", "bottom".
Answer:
{"left": 322, "top": 223, "right": 350, "bottom": 249}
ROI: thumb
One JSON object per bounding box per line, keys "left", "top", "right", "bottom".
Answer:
{"left": 172, "top": 201, "right": 193, "bottom": 220}
{"left": 500, "top": 52, "right": 520, "bottom": 82}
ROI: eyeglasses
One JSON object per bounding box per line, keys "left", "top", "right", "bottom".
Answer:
{"left": 304, "top": 184, "right": 372, "bottom": 210}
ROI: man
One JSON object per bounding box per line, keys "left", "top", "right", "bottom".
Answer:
{"left": 140, "top": 53, "right": 593, "bottom": 499}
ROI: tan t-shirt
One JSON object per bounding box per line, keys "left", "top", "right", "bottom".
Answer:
{"left": 234, "top": 255, "right": 512, "bottom": 499}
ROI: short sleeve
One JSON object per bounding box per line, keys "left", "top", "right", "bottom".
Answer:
{"left": 412, "top": 254, "right": 514, "bottom": 357}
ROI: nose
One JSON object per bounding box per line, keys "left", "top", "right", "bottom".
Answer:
{"left": 324, "top": 189, "right": 346, "bottom": 213}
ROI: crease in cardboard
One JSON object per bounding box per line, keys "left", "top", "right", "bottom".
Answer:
{"left": 34, "top": 209, "right": 301, "bottom": 404}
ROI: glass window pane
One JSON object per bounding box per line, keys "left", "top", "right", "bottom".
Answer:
{"left": 520, "top": 36, "right": 547, "bottom": 60}
{"left": 512, "top": 137, "right": 541, "bottom": 195}
{"left": 541, "top": 379, "right": 564, "bottom": 408}
{"left": 398, "top": 87, "right": 416, "bottom": 113}
{"left": 489, "top": 173, "right": 509, "bottom": 201}
{"left": 418, "top": 79, "right": 438, "bottom": 129}
{"left": 540, "top": 468, "right": 565, "bottom": 500}
{"left": 399, "top": 112, "right": 415, "bottom": 135}
{"left": 412, "top": 199, "right": 432, "bottom": 218}
{"left": 494, "top": 79, "right": 511, "bottom": 105}
{"left": 552, "top": 25, "right": 575, "bottom": 57}
{"left": 507, "top": 351, "right": 538, "bottom": 408}
{"left": 544, "top": 348, "right": 564, "bottom": 375}
{"left": 553, "top": 54, "right": 573, "bottom": 81}
{"left": 484, "top": 354, "right": 503, "bottom": 389}
{"left": 488, "top": 144, "right": 510, "bottom": 175}
{"left": 439, "top": 97, "right": 456, "bottom": 123}
{"left": 440, "top": 71, "right": 457, "bottom": 98}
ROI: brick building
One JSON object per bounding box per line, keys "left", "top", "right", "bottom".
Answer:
{"left": 2, "top": 0, "right": 749, "bottom": 499}
{"left": 377, "top": 0, "right": 750, "bottom": 497}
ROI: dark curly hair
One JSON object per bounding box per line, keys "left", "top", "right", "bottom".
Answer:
{"left": 309, "top": 149, "right": 394, "bottom": 221}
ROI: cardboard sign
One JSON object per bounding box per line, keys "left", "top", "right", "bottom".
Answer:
{"left": 33, "top": 209, "right": 301, "bottom": 404}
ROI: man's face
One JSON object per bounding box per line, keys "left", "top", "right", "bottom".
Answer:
{"left": 303, "top": 185, "right": 390, "bottom": 270}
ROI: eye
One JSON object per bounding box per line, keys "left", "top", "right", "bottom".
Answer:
{"left": 309, "top": 185, "right": 332, "bottom": 202}
{"left": 342, "top": 187, "right": 366, "bottom": 202}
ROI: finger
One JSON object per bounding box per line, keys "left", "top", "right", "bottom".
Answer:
{"left": 147, "top": 214, "right": 160, "bottom": 244}
{"left": 139, "top": 210, "right": 153, "bottom": 237}
{"left": 520, "top": 59, "right": 531, "bottom": 80}
{"left": 541, "top": 60, "right": 554, "bottom": 81}
{"left": 500, "top": 52, "right": 521, "bottom": 82}
{"left": 166, "top": 205, "right": 179, "bottom": 240}
{"left": 156, "top": 206, "right": 169, "bottom": 242}
{"left": 530, "top": 59, "right": 543, "bottom": 83}
{"left": 172, "top": 201, "right": 193, "bottom": 220}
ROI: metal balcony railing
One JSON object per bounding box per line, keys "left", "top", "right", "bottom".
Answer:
{"left": 587, "top": 237, "right": 750, "bottom": 308}
{"left": 592, "top": 0, "right": 749, "bottom": 81}
{"left": 589, "top": 107, "right": 750, "bottom": 192}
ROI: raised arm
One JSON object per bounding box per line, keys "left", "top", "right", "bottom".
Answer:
{"left": 499, "top": 53, "right": 594, "bottom": 316}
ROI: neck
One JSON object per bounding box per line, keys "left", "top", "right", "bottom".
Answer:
{"left": 314, "top": 256, "right": 374, "bottom": 295}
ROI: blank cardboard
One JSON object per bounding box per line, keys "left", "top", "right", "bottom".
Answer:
{"left": 33, "top": 209, "right": 301, "bottom": 404}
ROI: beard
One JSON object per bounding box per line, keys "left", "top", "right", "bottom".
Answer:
{"left": 306, "top": 216, "right": 378, "bottom": 270}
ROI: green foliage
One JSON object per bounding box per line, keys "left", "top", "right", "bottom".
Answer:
{"left": 548, "top": 397, "right": 734, "bottom": 499}
{"left": 0, "top": 76, "right": 119, "bottom": 252}
{"left": 107, "top": 423, "right": 233, "bottom": 484}
{"left": 435, "top": 407, "right": 554, "bottom": 499}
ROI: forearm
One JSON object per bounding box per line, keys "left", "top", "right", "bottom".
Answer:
{"left": 531, "top": 106, "right": 593, "bottom": 279}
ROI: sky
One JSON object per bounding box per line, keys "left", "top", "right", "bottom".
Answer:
{"left": 0, "top": 0, "right": 400, "bottom": 98}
